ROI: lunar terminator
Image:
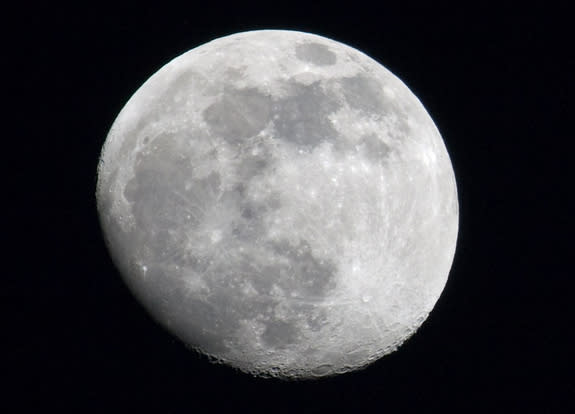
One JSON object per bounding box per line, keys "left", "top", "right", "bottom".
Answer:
{"left": 97, "top": 30, "right": 458, "bottom": 379}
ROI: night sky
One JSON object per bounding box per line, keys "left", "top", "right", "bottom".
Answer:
{"left": 7, "top": 4, "right": 572, "bottom": 412}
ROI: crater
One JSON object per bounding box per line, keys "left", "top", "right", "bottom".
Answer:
{"left": 295, "top": 42, "right": 337, "bottom": 66}
{"left": 311, "top": 363, "right": 333, "bottom": 377}
{"left": 261, "top": 320, "right": 299, "bottom": 348}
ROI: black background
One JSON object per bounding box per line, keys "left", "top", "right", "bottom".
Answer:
{"left": 7, "top": 4, "right": 573, "bottom": 413}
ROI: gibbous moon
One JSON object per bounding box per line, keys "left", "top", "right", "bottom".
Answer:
{"left": 97, "top": 30, "right": 458, "bottom": 379}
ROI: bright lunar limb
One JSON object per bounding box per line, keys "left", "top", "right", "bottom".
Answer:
{"left": 97, "top": 30, "right": 458, "bottom": 379}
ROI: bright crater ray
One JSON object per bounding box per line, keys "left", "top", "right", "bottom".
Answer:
{"left": 97, "top": 30, "right": 459, "bottom": 379}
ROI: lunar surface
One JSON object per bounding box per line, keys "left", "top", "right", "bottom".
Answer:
{"left": 97, "top": 30, "right": 458, "bottom": 379}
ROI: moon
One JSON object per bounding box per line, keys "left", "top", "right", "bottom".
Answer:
{"left": 97, "top": 30, "right": 458, "bottom": 379}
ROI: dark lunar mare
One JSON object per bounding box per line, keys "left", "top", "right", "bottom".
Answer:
{"left": 295, "top": 42, "right": 337, "bottom": 66}
{"left": 97, "top": 31, "right": 458, "bottom": 379}
{"left": 118, "top": 124, "right": 338, "bottom": 356}
{"left": 271, "top": 81, "right": 341, "bottom": 149}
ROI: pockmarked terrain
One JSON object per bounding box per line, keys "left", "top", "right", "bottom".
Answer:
{"left": 97, "top": 30, "right": 459, "bottom": 379}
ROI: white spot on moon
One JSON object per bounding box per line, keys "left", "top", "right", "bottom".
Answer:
{"left": 97, "top": 30, "right": 458, "bottom": 380}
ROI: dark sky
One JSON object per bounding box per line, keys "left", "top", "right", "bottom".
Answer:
{"left": 8, "top": 4, "right": 573, "bottom": 413}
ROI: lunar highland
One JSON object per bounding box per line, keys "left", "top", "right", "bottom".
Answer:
{"left": 97, "top": 30, "right": 458, "bottom": 379}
